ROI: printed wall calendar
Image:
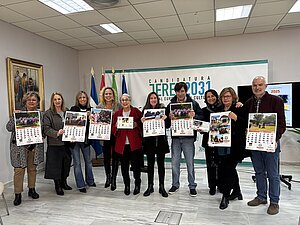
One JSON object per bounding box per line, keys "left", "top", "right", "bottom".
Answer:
{"left": 246, "top": 113, "right": 277, "bottom": 152}
{"left": 14, "top": 111, "right": 43, "bottom": 146}
{"left": 208, "top": 112, "right": 231, "bottom": 147}
{"left": 62, "top": 111, "right": 87, "bottom": 142}
{"left": 117, "top": 116, "right": 134, "bottom": 129}
{"left": 170, "top": 103, "right": 193, "bottom": 136}
{"left": 88, "top": 108, "right": 112, "bottom": 140}
{"left": 143, "top": 108, "right": 166, "bottom": 137}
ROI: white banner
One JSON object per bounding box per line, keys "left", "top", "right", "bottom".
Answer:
{"left": 104, "top": 60, "right": 268, "bottom": 160}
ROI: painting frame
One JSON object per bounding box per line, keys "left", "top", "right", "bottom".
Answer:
{"left": 7, "top": 57, "right": 45, "bottom": 117}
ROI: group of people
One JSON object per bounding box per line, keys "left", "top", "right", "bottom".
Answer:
{"left": 6, "top": 76, "right": 285, "bottom": 216}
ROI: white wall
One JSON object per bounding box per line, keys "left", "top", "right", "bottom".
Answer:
{"left": 78, "top": 28, "right": 300, "bottom": 164}
{"left": 0, "top": 20, "right": 79, "bottom": 183}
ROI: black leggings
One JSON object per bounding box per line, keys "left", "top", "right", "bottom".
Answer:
{"left": 146, "top": 153, "right": 165, "bottom": 185}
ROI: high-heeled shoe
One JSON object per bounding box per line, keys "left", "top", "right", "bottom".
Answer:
{"left": 219, "top": 195, "right": 229, "bottom": 210}
{"left": 227, "top": 192, "right": 243, "bottom": 201}
{"left": 143, "top": 184, "right": 154, "bottom": 197}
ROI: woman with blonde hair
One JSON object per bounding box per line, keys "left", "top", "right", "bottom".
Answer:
{"left": 43, "top": 92, "right": 72, "bottom": 196}
{"left": 6, "top": 92, "right": 44, "bottom": 206}
{"left": 97, "top": 87, "right": 121, "bottom": 190}
{"left": 69, "top": 91, "right": 96, "bottom": 193}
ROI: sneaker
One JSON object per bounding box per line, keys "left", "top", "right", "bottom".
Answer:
{"left": 168, "top": 186, "right": 179, "bottom": 194}
{"left": 267, "top": 203, "right": 279, "bottom": 215}
{"left": 247, "top": 197, "right": 267, "bottom": 206}
{"left": 189, "top": 189, "right": 197, "bottom": 197}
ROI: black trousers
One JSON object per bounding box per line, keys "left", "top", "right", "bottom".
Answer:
{"left": 119, "top": 145, "right": 141, "bottom": 186}
{"left": 146, "top": 152, "right": 166, "bottom": 186}
{"left": 44, "top": 145, "right": 71, "bottom": 180}
{"left": 205, "top": 147, "right": 218, "bottom": 190}
{"left": 218, "top": 155, "right": 240, "bottom": 197}
{"left": 103, "top": 139, "right": 118, "bottom": 175}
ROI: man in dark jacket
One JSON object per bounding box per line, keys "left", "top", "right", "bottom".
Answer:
{"left": 245, "top": 76, "right": 286, "bottom": 215}
{"left": 165, "top": 82, "right": 203, "bottom": 197}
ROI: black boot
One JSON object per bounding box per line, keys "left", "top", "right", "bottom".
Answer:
{"left": 111, "top": 159, "right": 119, "bottom": 191}
{"left": 28, "top": 188, "right": 39, "bottom": 199}
{"left": 159, "top": 184, "right": 168, "bottom": 198}
{"left": 143, "top": 184, "right": 154, "bottom": 197}
{"left": 124, "top": 184, "right": 130, "bottom": 195}
{"left": 219, "top": 195, "right": 229, "bottom": 210}
{"left": 61, "top": 179, "right": 72, "bottom": 190}
{"left": 105, "top": 173, "right": 111, "bottom": 188}
{"left": 133, "top": 184, "right": 140, "bottom": 195}
{"left": 228, "top": 191, "right": 243, "bottom": 201}
{"left": 13, "top": 193, "right": 22, "bottom": 206}
{"left": 54, "top": 180, "right": 64, "bottom": 196}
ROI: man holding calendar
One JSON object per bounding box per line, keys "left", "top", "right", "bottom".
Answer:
{"left": 245, "top": 76, "right": 286, "bottom": 215}
{"left": 165, "top": 82, "right": 203, "bottom": 197}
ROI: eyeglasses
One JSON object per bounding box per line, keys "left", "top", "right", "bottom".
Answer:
{"left": 222, "top": 95, "right": 232, "bottom": 99}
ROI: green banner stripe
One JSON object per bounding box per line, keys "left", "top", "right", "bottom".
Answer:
{"left": 105, "top": 60, "right": 268, "bottom": 74}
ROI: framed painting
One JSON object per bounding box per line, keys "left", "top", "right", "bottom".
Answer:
{"left": 6, "top": 57, "right": 45, "bottom": 116}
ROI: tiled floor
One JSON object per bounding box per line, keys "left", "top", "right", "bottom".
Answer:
{"left": 0, "top": 162, "right": 300, "bottom": 225}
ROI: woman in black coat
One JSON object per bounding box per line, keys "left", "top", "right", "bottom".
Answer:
{"left": 202, "top": 89, "right": 222, "bottom": 195}
{"left": 141, "top": 92, "right": 170, "bottom": 197}
{"left": 216, "top": 87, "right": 247, "bottom": 210}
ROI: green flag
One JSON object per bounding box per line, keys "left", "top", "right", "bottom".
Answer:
{"left": 111, "top": 69, "right": 118, "bottom": 101}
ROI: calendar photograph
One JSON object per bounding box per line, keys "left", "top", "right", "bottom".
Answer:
{"left": 117, "top": 116, "right": 134, "bottom": 129}
{"left": 89, "top": 108, "right": 112, "bottom": 140}
{"left": 63, "top": 111, "right": 87, "bottom": 142}
{"left": 192, "top": 120, "right": 210, "bottom": 132}
{"left": 14, "top": 111, "right": 43, "bottom": 146}
{"left": 208, "top": 112, "right": 231, "bottom": 147}
{"left": 143, "top": 109, "right": 166, "bottom": 137}
{"left": 144, "top": 108, "right": 165, "bottom": 120}
{"left": 170, "top": 102, "right": 193, "bottom": 136}
{"left": 170, "top": 102, "right": 193, "bottom": 119}
{"left": 246, "top": 113, "right": 277, "bottom": 152}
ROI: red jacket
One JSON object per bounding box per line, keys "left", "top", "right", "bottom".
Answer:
{"left": 112, "top": 106, "right": 143, "bottom": 155}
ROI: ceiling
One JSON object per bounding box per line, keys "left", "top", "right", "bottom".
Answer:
{"left": 0, "top": 0, "right": 300, "bottom": 51}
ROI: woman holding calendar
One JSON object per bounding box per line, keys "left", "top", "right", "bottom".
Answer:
{"left": 97, "top": 87, "right": 121, "bottom": 190}
{"left": 69, "top": 91, "right": 96, "bottom": 193}
{"left": 215, "top": 87, "right": 247, "bottom": 210}
{"left": 43, "top": 92, "right": 72, "bottom": 196}
{"left": 141, "top": 92, "right": 169, "bottom": 197}
{"left": 112, "top": 93, "right": 143, "bottom": 196}
{"left": 6, "top": 91, "right": 44, "bottom": 206}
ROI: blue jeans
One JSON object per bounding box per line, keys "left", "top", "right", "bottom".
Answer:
{"left": 70, "top": 143, "right": 95, "bottom": 189}
{"left": 171, "top": 137, "right": 197, "bottom": 189}
{"left": 251, "top": 145, "right": 280, "bottom": 203}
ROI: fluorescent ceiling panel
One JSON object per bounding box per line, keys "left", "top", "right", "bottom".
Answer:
{"left": 216, "top": 5, "right": 252, "bottom": 21}
{"left": 38, "top": 0, "right": 93, "bottom": 14}
{"left": 289, "top": 1, "right": 300, "bottom": 13}
{"left": 100, "top": 23, "right": 123, "bottom": 33}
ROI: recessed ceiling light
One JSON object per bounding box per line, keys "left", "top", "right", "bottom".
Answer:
{"left": 39, "top": 0, "right": 93, "bottom": 14}
{"left": 100, "top": 23, "right": 123, "bottom": 34}
{"left": 289, "top": 0, "right": 300, "bottom": 13}
{"left": 216, "top": 5, "right": 252, "bottom": 22}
